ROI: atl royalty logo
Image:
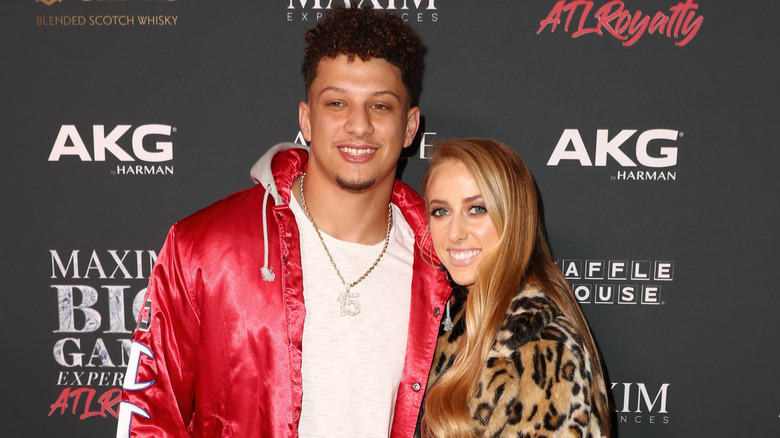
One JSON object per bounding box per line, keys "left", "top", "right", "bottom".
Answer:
{"left": 537, "top": 0, "right": 703, "bottom": 46}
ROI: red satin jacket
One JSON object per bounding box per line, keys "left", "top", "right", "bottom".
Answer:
{"left": 117, "top": 146, "right": 452, "bottom": 437}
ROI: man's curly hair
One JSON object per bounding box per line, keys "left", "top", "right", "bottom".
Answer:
{"left": 302, "top": 6, "right": 426, "bottom": 105}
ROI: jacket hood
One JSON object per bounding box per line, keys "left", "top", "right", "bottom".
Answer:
{"left": 250, "top": 142, "right": 309, "bottom": 205}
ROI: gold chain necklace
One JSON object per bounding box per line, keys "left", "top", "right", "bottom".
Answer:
{"left": 299, "top": 173, "right": 393, "bottom": 316}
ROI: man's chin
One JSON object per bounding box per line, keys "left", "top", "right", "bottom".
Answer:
{"left": 336, "top": 176, "right": 376, "bottom": 193}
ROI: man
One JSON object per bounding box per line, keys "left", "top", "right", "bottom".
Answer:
{"left": 117, "top": 7, "right": 451, "bottom": 437}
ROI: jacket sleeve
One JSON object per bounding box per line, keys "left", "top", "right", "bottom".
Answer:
{"left": 475, "top": 335, "right": 604, "bottom": 437}
{"left": 116, "top": 224, "right": 200, "bottom": 438}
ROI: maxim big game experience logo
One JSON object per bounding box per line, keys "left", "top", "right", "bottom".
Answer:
{"left": 48, "top": 249, "right": 156, "bottom": 421}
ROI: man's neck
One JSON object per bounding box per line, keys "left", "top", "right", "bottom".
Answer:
{"left": 292, "top": 173, "right": 395, "bottom": 245}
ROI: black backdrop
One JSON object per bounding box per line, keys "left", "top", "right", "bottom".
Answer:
{"left": 2, "top": 1, "right": 779, "bottom": 436}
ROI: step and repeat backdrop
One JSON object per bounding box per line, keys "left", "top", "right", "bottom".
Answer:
{"left": 2, "top": 1, "right": 778, "bottom": 436}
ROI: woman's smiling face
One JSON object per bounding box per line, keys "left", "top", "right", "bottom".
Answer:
{"left": 426, "top": 159, "right": 500, "bottom": 288}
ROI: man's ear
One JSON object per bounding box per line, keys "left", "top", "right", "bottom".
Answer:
{"left": 299, "top": 101, "right": 312, "bottom": 142}
{"left": 403, "top": 106, "right": 421, "bottom": 148}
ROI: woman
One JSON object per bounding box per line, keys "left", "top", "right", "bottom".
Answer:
{"left": 419, "top": 138, "right": 611, "bottom": 437}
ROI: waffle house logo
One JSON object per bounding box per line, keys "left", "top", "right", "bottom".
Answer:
{"left": 561, "top": 259, "right": 674, "bottom": 305}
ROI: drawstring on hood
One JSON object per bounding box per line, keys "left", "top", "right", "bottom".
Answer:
{"left": 250, "top": 142, "right": 309, "bottom": 282}
{"left": 259, "top": 190, "right": 275, "bottom": 281}
{"left": 442, "top": 298, "right": 453, "bottom": 332}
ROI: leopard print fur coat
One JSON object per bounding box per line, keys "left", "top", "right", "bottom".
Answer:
{"left": 418, "top": 284, "right": 607, "bottom": 437}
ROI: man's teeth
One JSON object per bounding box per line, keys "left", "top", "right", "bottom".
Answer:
{"left": 340, "top": 147, "right": 374, "bottom": 156}
{"left": 450, "top": 249, "right": 480, "bottom": 260}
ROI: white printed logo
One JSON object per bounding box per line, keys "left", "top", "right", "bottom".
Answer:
{"left": 285, "top": 0, "right": 438, "bottom": 23}
{"left": 611, "top": 382, "right": 671, "bottom": 425}
{"left": 286, "top": 0, "right": 436, "bottom": 10}
{"left": 562, "top": 259, "right": 674, "bottom": 305}
{"left": 48, "top": 124, "right": 174, "bottom": 162}
{"left": 547, "top": 129, "right": 678, "bottom": 167}
{"left": 122, "top": 341, "right": 155, "bottom": 391}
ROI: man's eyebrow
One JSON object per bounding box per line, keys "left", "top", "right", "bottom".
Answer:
{"left": 318, "top": 87, "right": 401, "bottom": 100}
{"left": 318, "top": 86, "right": 348, "bottom": 97}
{"left": 371, "top": 90, "right": 401, "bottom": 100}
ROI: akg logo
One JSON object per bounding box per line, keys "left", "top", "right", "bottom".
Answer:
{"left": 547, "top": 129, "right": 680, "bottom": 181}
{"left": 547, "top": 129, "right": 679, "bottom": 168}
{"left": 48, "top": 124, "right": 174, "bottom": 162}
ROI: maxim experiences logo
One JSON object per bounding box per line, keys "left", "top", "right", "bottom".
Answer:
{"left": 285, "top": 0, "right": 438, "bottom": 23}
{"left": 547, "top": 129, "right": 681, "bottom": 181}
{"left": 286, "top": 0, "right": 436, "bottom": 9}
{"left": 610, "top": 382, "right": 670, "bottom": 424}
{"left": 47, "top": 124, "right": 175, "bottom": 175}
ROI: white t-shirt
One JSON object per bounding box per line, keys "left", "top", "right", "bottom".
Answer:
{"left": 291, "top": 196, "right": 414, "bottom": 437}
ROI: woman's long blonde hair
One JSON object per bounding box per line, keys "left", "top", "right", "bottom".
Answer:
{"left": 420, "top": 138, "right": 611, "bottom": 437}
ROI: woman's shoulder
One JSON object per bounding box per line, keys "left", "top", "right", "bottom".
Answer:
{"left": 497, "top": 285, "right": 585, "bottom": 353}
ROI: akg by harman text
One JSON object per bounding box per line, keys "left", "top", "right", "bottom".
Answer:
{"left": 547, "top": 129, "right": 680, "bottom": 181}
{"left": 47, "top": 124, "right": 175, "bottom": 175}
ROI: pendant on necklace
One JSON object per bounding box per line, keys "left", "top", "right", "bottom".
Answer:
{"left": 337, "top": 285, "right": 361, "bottom": 316}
